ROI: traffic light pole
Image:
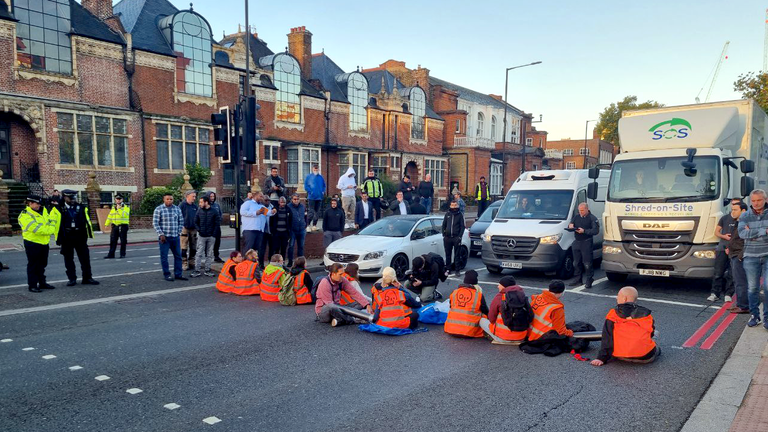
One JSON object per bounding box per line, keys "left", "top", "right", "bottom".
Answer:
{"left": 233, "top": 103, "right": 242, "bottom": 251}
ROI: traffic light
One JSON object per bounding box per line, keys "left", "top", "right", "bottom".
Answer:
{"left": 212, "top": 106, "right": 231, "bottom": 164}
{"left": 242, "top": 96, "right": 262, "bottom": 164}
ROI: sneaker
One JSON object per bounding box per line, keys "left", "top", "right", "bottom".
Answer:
{"left": 331, "top": 318, "right": 339, "bottom": 327}
{"left": 213, "top": 257, "right": 224, "bottom": 263}
{"left": 190, "top": 271, "right": 202, "bottom": 278}
{"left": 706, "top": 294, "right": 718, "bottom": 302}
{"left": 306, "top": 227, "right": 312, "bottom": 233}
{"left": 433, "top": 290, "right": 444, "bottom": 301}
{"left": 748, "top": 315, "right": 762, "bottom": 327}
{"left": 176, "top": 276, "right": 189, "bottom": 281}
{"left": 204, "top": 271, "right": 216, "bottom": 277}
{"left": 164, "top": 276, "right": 174, "bottom": 282}
{"left": 729, "top": 307, "right": 750, "bottom": 314}
{"left": 724, "top": 295, "right": 733, "bottom": 303}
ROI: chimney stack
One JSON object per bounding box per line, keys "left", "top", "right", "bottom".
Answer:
{"left": 82, "top": 0, "right": 114, "bottom": 21}
{"left": 287, "top": 26, "right": 312, "bottom": 81}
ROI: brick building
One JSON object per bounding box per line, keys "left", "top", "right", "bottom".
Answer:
{"left": 546, "top": 130, "right": 616, "bottom": 170}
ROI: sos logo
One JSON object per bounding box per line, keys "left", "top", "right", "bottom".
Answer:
{"left": 648, "top": 118, "right": 692, "bottom": 140}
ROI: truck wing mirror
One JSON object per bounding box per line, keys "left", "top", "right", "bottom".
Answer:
{"left": 587, "top": 182, "right": 598, "bottom": 200}
{"left": 742, "top": 176, "right": 755, "bottom": 197}
{"left": 588, "top": 167, "right": 600, "bottom": 179}
{"left": 741, "top": 159, "right": 755, "bottom": 174}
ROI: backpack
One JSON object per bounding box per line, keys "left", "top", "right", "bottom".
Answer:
{"left": 500, "top": 291, "right": 534, "bottom": 332}
{"left": 423, "top": 253, "right": 448, "bottom": 283}
{"left": 278, "top": 274, "right": 297, "bottom": 306}
{"left": 310, "top": 276, "right": 329, "bottom": 303}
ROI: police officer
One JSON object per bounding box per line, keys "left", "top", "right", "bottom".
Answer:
{"left": 57, "top": 189, "right": 99, "bottom": 286}
{"left": 568, "top": 202, "right": 600, "bottom": 288}
{"left": 104, "top": 194, "right": 130, "bottom": 259}
{"left": 18, "top": 195, "right": 60, "bottom": 293}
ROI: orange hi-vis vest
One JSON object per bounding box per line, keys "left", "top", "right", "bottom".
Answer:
{"left": 339, "top": 273, "right": 356, "bottom": 305}
{"left": 374, "top": 287, "right": 412, "bottom": 329}
{"left": 606, "top": 309, "right": 657, "bottom": 358}
{"left": 259, "top": 265, "right": 285, "bottom": 302}
{"left": 217, "top": 260, "right": 238, "bottom": 293}
{"left": 489, "top": 293, "right": 528, "bottom": 341}
{"left": 528, "top": 293, "right": 564, "bottom": 341}
{"left": 293, "top": 270, "right": 313, "bottom": 304}
{"left": 444, "top": 285, "right": 485, "bottom": 338}
{"left": 233, "top": 261, "right": 260, "bottom": 296}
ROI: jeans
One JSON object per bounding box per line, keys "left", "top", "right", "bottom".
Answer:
{"left": 711, "top": 249, "right": 734, "bottom": 297}
{"left": 369, "top": 197, "right": 382, "bottom": 220}
{"left": 572, "top": 239, "right": 594, "bottom": 286}
{"left": 742, "top": 255, "right": 768, "bottom": 320}
{"left": 243, "top": 230, "right": 265, "bottom": 267}
{"left": 403, "top": 282, "right": 438, "bottom": 303}
{"left": 288, "top": 228, "right": 306, "bottom": 261}
{"left": 323, "top": 231, "right": 342, "bottom": 248}
{"left": 195, "top": 236, "right": 215, "bottom": 272}
{"left": 308, "top": 200, "right": 322, "bottom": 226}
{"left": 731, "top": 256, "right": 749, "bottom": 310}
{"left": 159, "top": 236, "right": 183, "bottom": 278}
{"left": 422, "top": 197, "right": 432, "bottom": 215}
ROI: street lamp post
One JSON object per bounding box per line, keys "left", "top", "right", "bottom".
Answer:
{"left": 583, "top": 119, "right": 598, "bottom": 169}
{"left": 501, "top": 61, "right": 541, "bottom": 180}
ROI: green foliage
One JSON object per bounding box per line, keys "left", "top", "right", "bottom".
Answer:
{"left": 139, "top": 187, "right": 182, "bottom": 215}
{"left": 595, "top": 96, "right": 664, "bottom": 147}
{"left": 380, "top": 176, "right": 398, "bottom": 201}
{"left": 170, "top": 164, "right": 213, "bottom": 192}
{"left": 734, "top": 72, "right": 768, "bottom": 114}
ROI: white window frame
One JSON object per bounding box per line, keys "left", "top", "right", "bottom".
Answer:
{"left": 579, "top": 148, "right": 590, "bottom": 156}
{"left": 490, "top": 163, "right": 503, "bottom": 195}
{"left": 56, "top": 112, "right": 131, "bottom": 169}
{"left": 154, "top": 122, "right": 212, "bottom": 172}
{"left": 477, "top": 112, "right": 484, "bottom": 137}
{"left": 491, "top": 116, "right": 497, "bottom": 140}
{"left": 424, "top": 158, "right": 446, "bottom": 188}
{"left": 526, "top": 137, "right": 533, "bottom": 146}
{"left": 263, "top": 141, "right": 281, "bottom": 164}
{"left": 566, "top": 161, "right": 576, "bottom": 170}
{"left": 455, "top": 119, "right": 461, "bottom": 133}
{"left": 563, "top": 149, "right": 574, "bottom": 156}
{"left": 339, "top": 151, "right": 368, "bottom": 180}
{"left": 286, "top": 146, "right": 321, "bottom": 186}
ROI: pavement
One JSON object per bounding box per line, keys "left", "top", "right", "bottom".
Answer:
{"left": 0, "top": 240, "right": 765, "bottom": 431}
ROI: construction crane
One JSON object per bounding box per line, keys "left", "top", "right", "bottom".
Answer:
{"left": 695, "top": 41, "right": 730, "bottom": 104}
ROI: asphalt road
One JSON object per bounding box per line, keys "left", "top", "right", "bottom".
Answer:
{"left": 0, "top": 241, "right": 747, "bottom": 432}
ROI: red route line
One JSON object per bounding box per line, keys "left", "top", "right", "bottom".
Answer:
{"left": 682, "top": 297, "right": 735, "bottom": 348}
{"left": 700, "top": 313, "right": 739, "bottom": 350}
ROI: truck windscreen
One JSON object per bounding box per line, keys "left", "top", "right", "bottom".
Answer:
{"left": 497, "top": 190, "right": 574, "bottom": 220}
{"left": 607, "top": 156, "right": 720, "bottom": 202}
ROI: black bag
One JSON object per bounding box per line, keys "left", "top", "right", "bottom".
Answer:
{"left": 425, "top": 253, "right": 448, "bottom": 283}
{"left": 566, "top": 321, "right": 597, "bottom": 353}
{"left": 500, "top": 291, "right": 533, "bottom": 332}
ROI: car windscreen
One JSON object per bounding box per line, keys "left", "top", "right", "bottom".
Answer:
{"left": 477, "top": 202, "right": 501, "bottom": 222}
{"left": 496, "top": 190, "right": 574, "bottom": 220}
{"left": 358, "top": 218, "right": 416, "bottom": 237}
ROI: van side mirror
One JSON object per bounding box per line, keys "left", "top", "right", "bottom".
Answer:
{"left": 587, "top": 182, "right": 598, "bottom": 200}
{"left": 741, "top": 159, "right": 755, "bottom": 174}
{"left": 588, "top": 167, "right": 600, "bottom": 179}
{"left": 742, "top": 176, "right": 755, "bottom": 197}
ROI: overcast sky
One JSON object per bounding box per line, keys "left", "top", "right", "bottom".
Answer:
{"left": 171, "top": 0, "right": 765, "bottom": 140}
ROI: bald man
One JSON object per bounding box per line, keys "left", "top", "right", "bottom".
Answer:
{"left": 591, "top": 287, "right": 659, "bottom": 366}
{"left": 568, "top": 203, "right": 599, "bottom": 288}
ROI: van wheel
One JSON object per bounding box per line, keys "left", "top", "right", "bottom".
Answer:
{"left": 456, "top": 246, "right": 469, "bottom": 270}
{"left": 486, "top": 265, "right": 502, "bottom": 274}
{"left": 556, "top": 251, "right": 575, "bottom": 280}
{"left": 606, "top": 272, "right": 628, "bottom": 282}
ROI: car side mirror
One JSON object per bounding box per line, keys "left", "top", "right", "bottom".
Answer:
{"left": 412, "top": 230, "right": 426, "bottom": 240}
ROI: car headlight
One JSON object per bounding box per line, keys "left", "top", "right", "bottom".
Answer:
{"left": 693, "top": 250, "right": 716, "bottom": 259}
{"left": 483, "top": 234, "right": 492, "bottom": 242}
{"left": 539, "top": 233, "right": 562, "bottom": 245}
{"left": 603, "top": 245, "right": 622, "bottom": 254}
{"left": 362, "top": 251, "right": 385, "bottom": 260}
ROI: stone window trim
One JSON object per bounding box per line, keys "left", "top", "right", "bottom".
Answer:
{"left": 263, "top": 140, "right": 281, "bottom": 164}
{"left": 14, "top": 0, "right": 75, "bottom": 76}
{"left": 153, "top": 122, "right": 212, "bottom": 171}
{"left": 285, "top": 145, "right": 321, "bottom": 186}
{"left": 338, "top": 150, "right": 368, "bottom": 183}
{"left": 54, "top": 164, "right": 135, "bottom": 173}
{"left": 153, "top": 168, "right": 216, "bottom": 175}
{"left": 423, "top": 157, "right": 447, "bottom": 189}
{"left": 13, "top": 30, "right": 80, "bottom": 86}
{"left": 55, "top": 111, "right": 132, "bottom": 169}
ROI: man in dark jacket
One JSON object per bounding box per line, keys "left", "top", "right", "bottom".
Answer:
{"left": 57, "top": 190, "right": 99, "bottom": 286}
{"left": 410, "top": 197, "right": 428, "bottom": 215}
{"left": 206, "top": 192, "right": 224, "bottom": 263}
{"left": 323, "top": 198, "right": 345, "bottom": 248}
{"left": 192, "top": 195, "right": 221, "bottom": 277}
{"left": 568, "top": 203, "right": 600, "bottom": 288}
{"left": 591, "top": 287, "right": 659, "bottom": 366}
{"left": 398, "top": 175, "right": 415, "bottom": 204}
{"left": 263, "top": 166, "right": 285, "bottom": 208}
{"left": 389, "top": 191, "right": 410, "bottom": 215}
{"left": 417, "top": 174, "right": 435, "bottom": 214}
{"left": 404, "top": 254, "right": 442, "bottom": 302}
{"left": 269, "top": 197, "right": 293, "bottom": 260}
{"left": 442, "top": 200, "right": 465, "bottom": 274}
{"left": 728, "top": 201, "right": 750, "bottom": 313}
{"left": 179, "top": 191, "right": 198, "bottom": 270}
{"left": 286, "top": 194, "right": 306, "bottom": 267}
{"left": 355, "top": 191, "right": 374, "bottom": 230}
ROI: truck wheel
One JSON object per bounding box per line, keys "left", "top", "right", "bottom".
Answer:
{"left": 486, "top": 265, "right": 502, "bottom": 274}
{"left": 556, "top": 251, "right": 575, "bottom": 280}
{"left": 606, "top": 272, "right": 628, "bottom": 283}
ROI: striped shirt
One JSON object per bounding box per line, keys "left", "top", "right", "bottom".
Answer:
{"left": 737, "top": 207, "right": 768, "bottom": 258}
{"left": 152, "top": 203, "right": 184, "bottom": 238}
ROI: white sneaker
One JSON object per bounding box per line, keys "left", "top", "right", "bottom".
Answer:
{"left": 706, "top": 294, "right": 718, "bottom": 302}
{"left": 331, "top": 318, "right": 339, "bottom": 327}
{"left": 724, "top": 295, "right": 733, "bottom": 303}
{"left": 306, "top": 226, "right": 312, "bottom": 233}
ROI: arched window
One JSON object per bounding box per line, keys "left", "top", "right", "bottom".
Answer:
{"left": 491, "top": 116, "right": 497, "bottom": 140}
{"left": 347, "top": 73, "right": 368, "bottom": 132}
{"left": 477, "top": 112, "right": 485, "bottom": 137}
{"left": 410, "top": 87, "right": 426, "bottom": 140}
{"left": 273, "top": 54, "right": 302, "bottom": 123}
{"left": 164, "top": 11, "right": 213, "bottom": 97}
{"left": 15, "top": 0, "right": 72, "bottom": 74}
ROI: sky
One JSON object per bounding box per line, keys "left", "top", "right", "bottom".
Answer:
{"left": 168, "top": 0, "right": 765, "bottom": 140}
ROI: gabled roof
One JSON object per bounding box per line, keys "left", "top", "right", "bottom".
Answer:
{"left": 114, "top": 0, "right": 177, "bottom": 55}
{"left": 430, "top": 76, "right": 523, "bottom": 115}
{"left": 71, "top": 0, "right": 124, "bottom": 45}
{"left": 311, "top": 53, "right": 349, "bottom": 103}
{"left": 219, "top": 32, "right": 274, "bottom": 63}
{"left": 363, "top": 69, "right": 405, "bottom": 95}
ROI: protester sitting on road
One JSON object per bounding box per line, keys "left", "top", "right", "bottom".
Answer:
{"left": 315, "top": 263, "right": 372, "bottom": 326}
{"left": 288, "top": 257, "right": 313, "bottom": 305}
{"left": 232, "top": 249, "right": 261, "bottom": 296}
{"left": 404, "top": 254, "right": 443, "bottom": 302}
{"left": 344, "top": 263, "right": 371, "bottom": 303}
{"left": 528, "top": 280, "right": 574, "bottom": 341}
{"left": 371, "top": 267, "right": 421, "bottom": 329}
{"left": 480, "top": 275, "right": 532, "bottom": 344}
{"left": 217, "top": 251, "right": 242, "bottom": 294}
{"left": 260, "top": 254, "right": 287, "bottom": 302}
{"left": 444, "top": 270, "right": 488, "bottom": 338}
{"left": 591, "top": 286, "right": 659, "bottom": 366}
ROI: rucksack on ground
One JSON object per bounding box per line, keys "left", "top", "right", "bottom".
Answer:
{"left": 278, "top": 275, "right": 297, "bottom": 306}
{"left": 501, "top": 292, "right": 533, "bottom": 332}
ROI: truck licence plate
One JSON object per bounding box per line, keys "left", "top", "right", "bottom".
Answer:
{"left": 639, "top": 269, "right": 669, "bottom": 277}
{"left": 501, "top": 262, "right": 522, "bottom": 269}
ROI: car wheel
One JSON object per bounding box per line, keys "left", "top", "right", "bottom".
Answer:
{"left": 606, "top": 271, "right": 628, "bottom": 282}
{"left": 391, "top": 253, "right": 410, "bottom": 281}
{"left": 456, "top": 246, "right": 469, "bottom": 270}
{"left": 556, "top": 251, "right": 574, "bottom": 280}
{"left": 486, "top": 265, "right": 502, "bottom": 274}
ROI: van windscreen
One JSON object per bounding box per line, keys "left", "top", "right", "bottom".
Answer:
{"left": 497, "top": 190, "right": 574, "bottom": 220}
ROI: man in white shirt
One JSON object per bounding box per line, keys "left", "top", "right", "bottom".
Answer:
{"left": 389, "top": 191, "right": 410, "bottom": 215}
{"left": 355, "top": 191, "right": 373, "bottom": 229}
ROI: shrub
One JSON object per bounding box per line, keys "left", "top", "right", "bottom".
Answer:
{"left": 170, "top": 164, "right": 213, "bottom": 192}
{"left": 139, "top": 187, "right": 182, "bottom": 214}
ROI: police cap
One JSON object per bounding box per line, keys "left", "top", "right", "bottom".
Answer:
{"left": 61, "top": 189, "right": 78, "bottom": 197}
{"left": 115, "top": 194, "right": 124, "bottom": 200}
{"left": 26, "top": 194, "right": 42, "bottom": 203}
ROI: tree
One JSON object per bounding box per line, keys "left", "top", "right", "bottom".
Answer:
{"left": 170, "top": 164, "right": 213, "bottom": 191}
{"left": 734, "top": 72, "right": 768, "bottom": 114}
{"left": 595, "top": 96, "right": 664, "bottom": 148}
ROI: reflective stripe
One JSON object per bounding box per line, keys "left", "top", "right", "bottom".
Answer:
{"left": 445, "top": 318, "right": 481, "bottom": 327}
{"left": 24, "top": 219, "right": 37, "bottom": 231}
{"left": 533, "top": 304, "right": 557, "bottom": 327}
{"left": 530, "top": 326, "right": 546, "bottom": 336}
{"left": 31, "top": 223, "right": 44, "bottom": 233}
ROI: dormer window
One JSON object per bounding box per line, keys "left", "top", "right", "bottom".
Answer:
{"left": 336, "top": 72, "right": 368, "bottom": 133}
{"left": 160, "top": 11, "right": 213, "bottom": 97}
{"left": 409, "top": 87, "right": 426, "bottom": 140}
{"left": 15, "top": 0, "right": 72, "bottom": 75}
{"left": 260, "top": 53, "right": 301, "bottom": 124}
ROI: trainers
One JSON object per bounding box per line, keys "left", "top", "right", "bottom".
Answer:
{"left": 724, "top": 295, "right": 733, "bottom": 303}
{"left": 748, "top": 315, "right": 762, "bottom": 327}
{"left": 204, "top": 271, "right": 216, "bottom": 277}
{"left": 706, "top": 294, "right": 718, "bottom": 302}
{"left": 331, "top": 318, "right": 339, "bottom": 327}
{"left": 190, "top": 271, "right": 202, "bottom": 278}
{"left": 434, "top": 290, "right": 444, "bottom": 301}
{"left": 306, "top": 226, "right": 312, "bottom": 233}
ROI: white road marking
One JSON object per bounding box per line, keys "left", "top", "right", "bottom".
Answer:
{"left": 0, "top": 283, "right": 216, "bottom": 317}
{"left": 140, "top": 262, "right": 147, "bottom": 264}
{"left": 1, "top": 338, "right": 12, "bottom": 342}
{"left": 22, "top": 347, "right": 35, "bottom": 351}
{"left": 164, "top": 403, "right": 181, "bottom": 410}
{"left": 41, "top": 354, "right": 56, "bottom": 360}
{"left": 126, "top": 388, "right": 143, "bottom": 394}
{"left": 570, "top": 286, "right": 586, "bottom": 293}
{"left": 1, "top": 270, "right": 163, "bottom": 290}
{"left": 69, "top": 365, "right": 83, "bottom": 371}
{"left": 202, "top": 417, "right": 222, "bottom": 425}
{"left": 95, "top": 375, "right": 110, "bottom": 381}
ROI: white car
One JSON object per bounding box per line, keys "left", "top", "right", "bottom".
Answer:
{"left": 323, "top": 215, "right": 471, "bottom": 279}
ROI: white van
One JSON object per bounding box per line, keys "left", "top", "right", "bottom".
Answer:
{"left": 481, "top": 170, "right": 609, "bottom": 278}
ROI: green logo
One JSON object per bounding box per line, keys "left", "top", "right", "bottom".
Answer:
{"left": 649, "top": 118, "right": 692, "bottom": 140}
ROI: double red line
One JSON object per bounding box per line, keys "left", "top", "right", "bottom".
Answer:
{"left": 683, "top": 296, "right": 738, "bottom": 350}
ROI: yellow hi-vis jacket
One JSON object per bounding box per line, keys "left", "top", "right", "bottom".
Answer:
{"left": 105, "top": 204, "right": 130, "bottom": 226}
{"left": 18, "top": 206, "right": 60, "bottom": 245}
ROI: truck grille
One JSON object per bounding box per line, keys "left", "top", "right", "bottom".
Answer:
{"left": 622, "top": 230, "right": 694, "bottom": 260}
{"left": 491, "top": 235, "right": 539, "bottom": 258}
{"left": 327, "top": 253, "right": 359, "bottom": 263}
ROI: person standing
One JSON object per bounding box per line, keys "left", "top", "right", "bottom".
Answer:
{"left": 240, "top": 192, "right": 273, "bottom": 269}
{"left": 355, "top": 191, "right": 373, "bottom": 230}
{"left": 153, "top": 193, "right": 187, "bottom": 282}
{"left": 264, "top": 166, "right": 285, "bottom": 208}
{"left": 410, "top": 197, "right": 428, "bottom": 215}
{"left": 322, "top": 198, "right": 345, "bottom": 248}
{"left": 179, "top": 191, "right": 198, "bottom": 271}
{"left": 708, "top": 198, "right": 740, "bottom": 302}
{"left": 304, "top": 165, "right": 326, "bottom": 232}
{"left": 452, "top": 192, "right": 466, "bottom": 214}
{"left": 18, "top": 195, "right": 60, "bottom": 293}
{"left": 192, "top": 195, "right": 221, "bottom": 278}
{"left": 727, "top": 201, "right": 750, "bottom": 314}
{"left": 287, "top": 194, "right": 307, "bottom": 267}
{"left": 475, "top": 176, "right": 491, "bottom": 218}
{"left": 206, "top": 192, "right": 224, "bottom": 263}
{"left": 104, "top": 194, "right": 130, "bottom": 259}
{"left": 269, "top": 197, "right": 293, "bottom": 262}
{"left": 361, "top": 169, "right": 384, "bottom": 221}
{"left": 568, "top": 203, "right": 600, "bottom": 289}
{"left": 57, "top": 190, "right": 99, "bottom": 286}
{"left": 337, "top": 167, "right": 357, "bottom": 229}
{"left": 389, "top": 191, "right": 410, "bottom": 215}
{"left": 442, "top": 199, "right": 465, "bottom": 275}
{"left": 738, "top": 189, "right": 768, "bottom": 329}
{"left": 417, "top": 173, "right": 435, "bottom": 214}
{"left": 399, "top": 175, "right": 415, "bottom": 204}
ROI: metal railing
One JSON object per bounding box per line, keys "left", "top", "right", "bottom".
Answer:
{"left": 453, "top": 136, "right": 496, "bottom": 149}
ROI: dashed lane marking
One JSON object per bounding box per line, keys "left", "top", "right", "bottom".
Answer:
{"left": 126, "top": 388, "right": 143, "bottom": 395}
{"left": 0, "top": 270, "right": 163, "bottom": 291}
{"left": 1, "top": 338, "right": 12, "bottom": 342}
{"left": 203, "top": 417, "right": 222, "bottom": 425}
{"left": 69, "top": 365, "right": 83, "bottom": 371}
{"left": 22, "top": 347, "right": 35, "bottom": 351}
{"left": 95, "top": 375, "right": 110, "bottom": 381}
{"left": 41, "top": 355, "right": 56, "bottom": 360}
{"left": 164, "top": 403, "right": 181, "bottom": 410}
